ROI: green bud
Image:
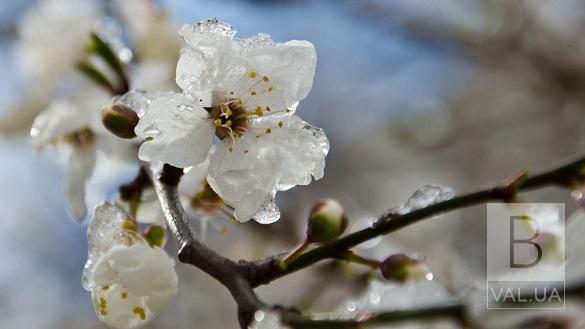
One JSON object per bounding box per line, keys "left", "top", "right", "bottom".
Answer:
{"left": 144, "top": 225, "right": 165, "bottom": 247}
{"left": 306, "top": 198, "right": 348, "bottom": 243}
{"left": 101, "top": 104, "right": 139, "bottom": 139}
{"left": 380, "top": 254, "right": 431, "bottom": 282}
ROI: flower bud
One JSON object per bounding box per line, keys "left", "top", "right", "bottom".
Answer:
{"left": 101, "top": 104, "right": 139, "bottom": 139}
{"left": 306, "top": 198, "right": 348, "bottom": 243}
{"left": 380, "top": 254, "right": 431, "bottom": 282}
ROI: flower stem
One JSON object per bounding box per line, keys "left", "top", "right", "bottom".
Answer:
{"left": 277, "top": 240, "right": 310, "bottom": 270}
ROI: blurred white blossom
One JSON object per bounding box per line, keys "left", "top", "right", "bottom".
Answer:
{"left": 134, "top": 18, "right": 329, "bottom": 224}
{"left": 16, "top": 0, "right": 101, "bottom": 86}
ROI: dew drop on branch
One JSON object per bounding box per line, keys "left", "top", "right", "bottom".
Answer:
{"left": 389, "top": 185, "right": 455, "bottom": 217}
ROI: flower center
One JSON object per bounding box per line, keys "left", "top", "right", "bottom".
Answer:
{"left": 210, "top": 98, "right": 250, "bottom": 140}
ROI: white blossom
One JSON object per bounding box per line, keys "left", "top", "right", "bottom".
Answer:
{"left": 30, "top": 86, "right": 136, "bottom": 222}
{"left": 83, "top": 202, "right": 178, "bottom": 329}
{"left": 16, "top": 0, "right": 101, "bottom": 85}
{"left": 135, "top": 18, "right": 329, "bottom": 223}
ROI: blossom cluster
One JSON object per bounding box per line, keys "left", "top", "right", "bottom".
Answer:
{"left": 24, "top": 0, "right": 329, "bottom": 326}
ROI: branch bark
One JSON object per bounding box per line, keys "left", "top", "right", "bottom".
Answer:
{"left": 241, "top": 156, "right": 585, "bottom": 286}
{"left": 149, "top": 165, "right": 264, "bottom": 328}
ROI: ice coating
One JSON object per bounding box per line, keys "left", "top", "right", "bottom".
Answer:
{"left": 112, "top": 90, "right": 155, "bottom": 118}
{"left": 337, "top": 280, "right": 455, "bottom": 316}
{"left": 82, "top": 202, "right": 143, "bottom": 290}
{"left": 390, "top": 185, "right": 455, "bottom": 216}
{"left": 133, "top": 17, "right": 327, "bottom": 224}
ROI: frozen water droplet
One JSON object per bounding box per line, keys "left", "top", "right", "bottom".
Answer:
{"left": 368, "top": 293, "right": 381, "bottom": 305}
{"left": 248, "top": 310, "right": 283, "bottom": 329}
{"left": 253, "top": 193, "right": 280, "bottom": 224}
{"left": 346, "top": 302, "right": 357, "bottom": 312}
{"left": 254, "top": 310, "right": 265, "bottom": 322}
{"left": 425, "top": 272, "right": 434, "bottom": 281}
{"left": 118, "top": 48, "right": 133, "bottom": 63}
{"left": 352, "top": 218, "right": 381, "bottom": 249}
{"left": 389, "top": 185, "right": 455, "bottom": 216}
{"left": 143, "top": 124, "right": 161, "bottom": 137}
{"left": 112, "top": 90, "right": 152, "bottom": 117}
{"left": 196, "top": 17, "right": 236, "bottom": 38}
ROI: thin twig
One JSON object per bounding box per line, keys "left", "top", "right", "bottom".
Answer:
{"left": 282, "top": 301, "right": 466, "bottom": 329}
{"left": 241, "top": 156, "right": 585, "bottom": 286}
{"left": 149, "top": 164, "right": 265, "bottom": 328}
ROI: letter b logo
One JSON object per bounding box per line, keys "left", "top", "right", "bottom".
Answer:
{"left": 509, "top": 216, "right": 542, "bottom": 268}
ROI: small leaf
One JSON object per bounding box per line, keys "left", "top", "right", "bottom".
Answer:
{"left": 144, "top": 225, "right": 165, "bottom": 247}
{"left": 75, "top": 61, "right": 115, "bottom": 94}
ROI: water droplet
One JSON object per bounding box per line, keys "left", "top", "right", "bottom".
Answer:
{"left": 571, "top": 189, "right": 583, "bottom": 200}
{"left": 390, "top": 185, "right": 455, "bottom": 216}
{"left": 352, "top": 218, "right": 381, "bottom": 249}
{"left": 425, "top": 272, "right": 434, "bottom": 281}
{"left": 196, "top": 17, "right": 236, "bottom": 38}
{"left": 368, "top": 293, "right": 381, "bottom": 305}
{"left": 254, "top": 310, "right": 265, "bottom": 322}
{"left": 143, "top": 124, "right": 161, "bottom": 137}
{"left": 346, "top": 302, "right": 357, "bottom": 312}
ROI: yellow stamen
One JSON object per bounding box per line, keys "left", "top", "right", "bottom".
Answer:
{"left": 102, "top": 285, "right": 109, "bottom": 291}
{"left": 214, "top": 119, "right": 222, "bottom": 127}
{"left": 247, "top": 71, "right": 257, "bottom": 79}
{"left": 278, "top": 121, "right": 284, "bottom": 128}
{"left": 133, "top": 307, "right": 146, "bottom": 320}
{"left": 265, "top": 128, "right": 272, "bottom": 134}
{"left": 262, "top": 75, "right": 270, "bottom": 82}
{"left": 121, "top": 292, "right": 128, "bottom": 299}
{"left": 251, "top": 91, "right": 257, "bottom": 96}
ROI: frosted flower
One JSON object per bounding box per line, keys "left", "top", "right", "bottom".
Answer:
{"left": 16, "top": 0, "right": 101, "bottom": 85}
{"left": 83, "top": 202, "right": 178, "bottom": 329}
{"left": 30, "top": 85, "right": 136, "bottom": 222}
{"left": 135, "top": 18, "right": 329, "bottom": 223}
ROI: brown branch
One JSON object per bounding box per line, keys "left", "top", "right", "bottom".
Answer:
{"left": 149, "top": 164, "right": 265, "bottom": 328}
{"left": 240, "top": 155, "right": 585, "bottom": 287}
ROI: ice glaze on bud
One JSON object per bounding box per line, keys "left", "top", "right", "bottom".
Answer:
{"left": 102, "top": 104, "right": 139, "bottom": 139}
{"left": 306, "top": 198, "right": 348, "bottom": 243}
{"left": 380, "top": 254, "right": 431, "bottom": 283}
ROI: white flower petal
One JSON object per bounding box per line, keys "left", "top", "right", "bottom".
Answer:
{"left": 83, "top": 202, "right": 144, "bottom": 290}
{"left": 91, "top": 245, "right": 177, "bottom": 329}
{"left": 134, "top": 92, "right": 214, "bottom": 168}
{"left": 207, "top": 115, "right": 328, "bottom": 223}
{"left": 66, "top": 146, "right": 96, "bottom": 222}
{"left": 30, "top": 100, "right": 88, "bottom": 146}
{"left": 84, "top": 204, "right": 178, "bottom": 329}
{"left": 176, "top": 18, "right": 317, "bottom": 113}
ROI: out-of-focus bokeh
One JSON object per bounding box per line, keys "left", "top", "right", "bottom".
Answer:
{"left": 2, "top": 0, "right": 585, "bottom": 328}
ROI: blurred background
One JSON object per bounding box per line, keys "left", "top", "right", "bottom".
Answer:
{"left": 2, "top": 0, "right": 585, "bottom": 328}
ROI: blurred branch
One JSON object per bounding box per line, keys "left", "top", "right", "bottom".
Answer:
{"left": 149, "top": 164, "right": 265, "bottom": 328}
{"left": 282, "top": 301, "right": 466, "bottom": 329}
{"left": 241, "top": 155, "right": 585, "bottom": 286}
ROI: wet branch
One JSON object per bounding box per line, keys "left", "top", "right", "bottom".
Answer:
{"left": 240, "top": 155, "right": 585, "bottom": 286}
{"left": 282, "top": 301, "right": 466, "bottom": 329}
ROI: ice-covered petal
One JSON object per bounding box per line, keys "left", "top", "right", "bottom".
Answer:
{"left": 178, "top": 149, "right": 212, "bottom": 198}
{"left": 83, "top": 202, "right": 144, "bottom": 290}
{"left": 176, "top": 18, "right": 317, "bottom": 113}
{"left": 207, "top": 115, "right": 328, "bottom": 223}
{"left": 66, "top": 145, "right": 97, "bottom": 222}
{"left": 90, "top": 244, "right": 177, "bottom": 329}
{"left": 30, "top": 100, "right": 89, "bottom": 146}
{"left": 134, "top": 92, "right": 214, "bottom": 168}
